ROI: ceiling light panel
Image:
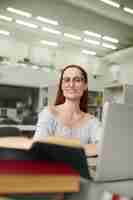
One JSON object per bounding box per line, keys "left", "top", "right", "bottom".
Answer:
{"left": 40, "top": 40, "right": 58, "bottom": 47}
{"left": 42, "top": 27, "right": 61, "bottom": 35}
{"left": 82, "top": 49, "right": 96, "bottom": 55}
{"left": 84, "top": 31, "right": 101, "bottom": 38}
{"left": 7, "top": 7, "right": 32, "bottom": 18}
{"left": 0, "top": 15, "right": 13, "bottom": 22}
{"left": 16, "top": 20, "right": 38, "bottom": 29}
{"left": 36, "top": 16, "right": 58, "bottom": 25}
{"left": 64, "top": 33, "right": 81, "bottom": 40}
{"left": 123, "top": 7, "right": 133, "bottom": 15}
{"left": 84, "top": 38, "right": 100, "bottom": 45}
{"left": 0, "top": 30, "right": 10, "bottom": 36}
{"left": 42, "top": 67, "right": 51, "bottom": 72}
{"left": 100, "top": 0, "right": 120, "bottom": 8}
{"left": 20, "top": 63, "right": 27, "bottom": 68}
{"left": 32, "top": 65, "right": 39, "bottom": 70}
{"left": 102, "top": 36, "right": 119, "bottom": 43}
{"left": 102, "top": 42, "right": 117, "bottom": 49}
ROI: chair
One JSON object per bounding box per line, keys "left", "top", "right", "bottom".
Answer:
{"left": 0, "top": 126, "right": 21, "bottom": 137}
{"left": 22, "top": 113, "right": 37, "bottom": 125}
{"left": 0, "top": 117, "right": 18, "bottom": 125}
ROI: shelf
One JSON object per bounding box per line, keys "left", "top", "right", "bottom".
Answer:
{"left": 88, "top": 104, "right": 98, "bottom": 107}
{"left": 103, "top": 84, "right": 133, "bottom": 104}
{"left": 88, "top": 90, "right": 103, "bottom": 120}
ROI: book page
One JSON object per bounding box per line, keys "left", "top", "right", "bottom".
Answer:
{"left": 0, "top": 136, "right": 81, "bottom": 150}
{"left": 35, "top": 136, "right": 81, "bottom": 148}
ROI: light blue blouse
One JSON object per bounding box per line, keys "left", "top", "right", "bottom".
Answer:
{"left": 33, "top": 107, "right": 101, "bottom": 145}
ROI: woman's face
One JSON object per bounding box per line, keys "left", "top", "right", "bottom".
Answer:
{"left": 61, "top": 67, "right": 88, "bottom": 101}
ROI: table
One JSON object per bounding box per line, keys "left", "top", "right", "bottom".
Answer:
{"left": 67, "top": 178, "right": 133, "bottom": 200}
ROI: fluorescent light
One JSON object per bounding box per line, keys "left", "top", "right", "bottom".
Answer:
{"left": 32, "top": 65, "right": 39, "bottom": 70}
{"left": 20, "top": 63, "right": 27, "bottom": 68}
{"left": 64, "top": 33, "right": 81, "bottom": 40}
{"left": 16, "top": 20, "right": 38, "bottom": 29}
{"left": 36, "top": 16, "right": 58, "bottom": 25}
{"left": 102, "top": 36, "right": 119, "bottom": 43}
{"left": 7, "top": 7, "right": 32, "bottom": 18}
{"left": 0, "top": 15, "right": 13, "bottom": 22}
{"left": 40, "top": 40, "right": 58, "bottom": 47}
{"left": 42, "top": 27, "right": 61, "bottom": 35}
{"left": 100, "top": 0, "right": 120, "bottom": 8}
{"left": 102, "top": 42, "right": 117, "bottom": 49}
{"left": 84, "top": 31, "right": 101, "bottom": 38}
{"left": 42, "top": 67, "right": 51, "bottom": 72}
{"left": 82, "top": 49, "right": 96, "bottom": 56}
{"left": 84, "top": 38, "right": 100, "bottom": 45}
{"left": 123, "top": 7, "right": 133, "bottom": 14}
{"left": 0, "top": 30, "right": 10, "bottom": 36}
{"left": 1, "top": 61, "right": 10, "bottom": 65}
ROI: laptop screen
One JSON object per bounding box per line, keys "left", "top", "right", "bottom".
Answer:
{"left": 95, "top": 102, "right": 133, "bottom": 181}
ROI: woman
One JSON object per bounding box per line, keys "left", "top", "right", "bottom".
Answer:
{"left": 33, "top": 64, "right": 100, "bottom": 144}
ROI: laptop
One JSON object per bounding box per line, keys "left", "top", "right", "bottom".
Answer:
{"left": 88, "top": 102, "right": 133, "bottom": 182}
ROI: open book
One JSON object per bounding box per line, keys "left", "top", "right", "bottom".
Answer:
{"left": 0, "top": 136, "right": 96, "bottom": 194}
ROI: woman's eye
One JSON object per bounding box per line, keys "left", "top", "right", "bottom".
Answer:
{"left": 63, "top": 78, "right": 70, "bottom": 82}
{"left": 63, "top": 77, "right": 84, "bottom": 83}
{"left": 75, "top": 78, "right": 81, "bottom": 82}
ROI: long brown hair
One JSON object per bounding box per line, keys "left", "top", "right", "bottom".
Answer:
{"left": 54, "top": 64, "right": 89, "bottom": 113}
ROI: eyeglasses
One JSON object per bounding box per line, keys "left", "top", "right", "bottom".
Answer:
{"left": 62, "top": 76, "right": 84, "bottom": 84}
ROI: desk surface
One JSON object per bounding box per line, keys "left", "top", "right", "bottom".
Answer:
{"left": 17, "top": 125, "right": 36, "bottom": 131}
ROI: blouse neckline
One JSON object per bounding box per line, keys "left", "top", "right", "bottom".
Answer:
{"left": 47, "top": 107, "right": 95, "bottom": 130}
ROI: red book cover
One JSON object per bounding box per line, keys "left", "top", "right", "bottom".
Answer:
{"left": 0, "top": 139, "right": 88, "bottom": 178}
{"left": 0, "top": 160, "right": 79, "bottom": 176}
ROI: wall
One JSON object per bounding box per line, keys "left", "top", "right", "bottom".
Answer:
{"left": 0, "top": 38, "right": 28, "bottom": 63}
{"left": 0, "top": 65, "right": 58, "bottom": 87}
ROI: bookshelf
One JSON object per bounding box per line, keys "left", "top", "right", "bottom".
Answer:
{"left": 103, "top": 84, "right": 133, "bottom": 104}
{"left": 88, "top": 91, "right": 103, "bottom": 120}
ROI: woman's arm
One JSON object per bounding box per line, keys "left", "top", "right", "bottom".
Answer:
{"left": 33, "top": 107, "right": 54, "bottom": 141}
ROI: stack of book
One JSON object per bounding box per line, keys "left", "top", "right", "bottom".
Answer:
{"left": 0, "top": 160, "right": 79, "bottom": 194}
{"left": 0, "top": 137, "right": 90, "bottom": 195}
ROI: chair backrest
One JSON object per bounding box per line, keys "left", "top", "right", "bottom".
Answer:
{"left": 22, "top": 115, "right": 37, "bottom": 125}
{"left": 0, "top": 117, "right": 18, "bottom": 125}
{"left": 0, "top": 126, "right": 21, "bottom": 137}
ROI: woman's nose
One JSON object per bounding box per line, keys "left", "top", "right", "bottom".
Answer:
{"left": 69, "top": 80, "right": 75, "bottom": 87}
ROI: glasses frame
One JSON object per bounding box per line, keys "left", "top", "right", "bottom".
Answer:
{"left": 62, "top": 76, "right": 85, "bottom": 84}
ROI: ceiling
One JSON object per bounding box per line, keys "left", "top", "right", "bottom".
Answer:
{"left": 0, "top": 0, "right": 133, "bottom": 58}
